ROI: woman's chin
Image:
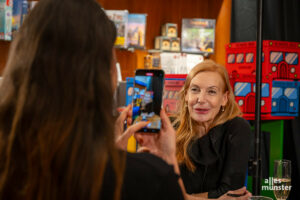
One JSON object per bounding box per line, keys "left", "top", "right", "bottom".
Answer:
{"left": 191, "top": 115, "right": 210, "bottom": 124}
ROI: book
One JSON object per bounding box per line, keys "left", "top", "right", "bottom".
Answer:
{"left": 106, "top": 10, "right": 128, "bottom": 48}
{"left": 20, "top": 0, "right": 27, "bottom": 24}
{"left": 125, "top": 77, "right": 134, "bottom": 106}
{"left": 160, "top": 52, "right": 181, "bottom": 74}
{"left": 12, "top": 0, "right": 28, "bottom": 39}
{"left": 181, "top": 18, "right": 216, "bottom": 54}
{"left": 163, "top": 75, "right": 186, "bottom": 115}
{"left": 161, "top": 23, "right": 177, "bottom": 37}
{"left": 0, "top": 0, "right": 12, "bottom": 41}
{"left": 127, "top": 13, "right": 147, "bottom": 49}
{"left": 160, "top": 52, "right": 204, "bottom": 74}
{"left": 12, "top": 0, "right": 22, "bottom": 35}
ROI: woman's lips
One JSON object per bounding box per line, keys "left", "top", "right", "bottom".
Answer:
{"left": 194, "top": 108, "right": 209, "bottom": 114}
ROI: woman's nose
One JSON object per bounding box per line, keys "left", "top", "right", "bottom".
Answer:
{"left": 197, "top": 92, "right": 206, "bottom": 103}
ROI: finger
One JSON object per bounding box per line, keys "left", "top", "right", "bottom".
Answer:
{"left": 243, "top": 191, "right": 251, "bottom": 197}
{"left": 134, "top": 132, "right": 153, "bottom": 145}
{"left": 135, "top": 133, "right": 145, "bottom": 145}
{"left": 160, "top": 109, "right": 172, "bottom": 128}
{"left": 127, "top": 104, "right": 133, "bottom": 118}
{"left": 117, "top": 106, "right": 126, "bottom": 113}
{"left": 137, "top": 146, "right": 160, "bottom": 158}
{"left": 127, "top": 117, "right": 132, "bottom": 126}
{"left": 117, "top": 104, "right": 132, "bottom": 123}
{"left": 123, "top": 122, "right": 149, "bottom": 141}
{"left": 127, "top": 121, "right": 149, "bottom": 133}
{"left": 137, "top": 146, "right": 150, "bottom": 153}
{"left": 228, "top": 187, "right": 246, "bottom": 194}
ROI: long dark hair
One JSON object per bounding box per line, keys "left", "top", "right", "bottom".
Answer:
{"left": 0, "top": 0, "right": 124, "bottom": 199}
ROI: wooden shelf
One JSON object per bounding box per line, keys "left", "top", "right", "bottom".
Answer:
{"left": 99, "top": 0, "right": 232, "bottom": 78}
{"left": 0, "top": 0, "right": 232, "bottom": 78}
{"left": 0, "top": 40, "right": 10, "bottom": 74}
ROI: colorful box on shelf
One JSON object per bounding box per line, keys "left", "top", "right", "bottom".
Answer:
{"left": 271, "top": 80, "right": 300, "bottom": 117}
{"left": 163, "top": 74, "right": 187, "bottom": 115}
{"left": 226, "top": 40, "right": 300, "bottom": 81}
{"left": 127, "top": 13, "right": 147, "bottom": 49}
{"left": 171, "top": 37, "right": 180, "bottom": 51}
{"left": 0, "top": 0, "right": 12, "bottom": 41}
{"left": 125, "top": 77, "right": 134, "bottom": 106}
{"left": 144, "top": 50, "right": 161, "bottom": 69}
{"left": 226, "top": 40, "right": 300, "bottom": 120}
{"left": 155, "top": 36, "right": 180, "bottom": 52}
{"left": 105, "top": 9, "right": 129, "bottom": 48}
{"left": 12, "top": 0, "right": 28, "bottom": 39}
{"left": 155, "top": 36, "right": 171, "bottom": 51}
{"left": 230, "top": 73, "right": 300, "bottom": 120}
{"left": 161, "top": 23, "right": 177, "bottom": 38}
{"left": 232, "top": 74, "right": 272, "bottom": 116}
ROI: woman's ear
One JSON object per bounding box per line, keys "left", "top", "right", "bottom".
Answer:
{"left": 222, "top": 91, "right": 229, "bottom": 106}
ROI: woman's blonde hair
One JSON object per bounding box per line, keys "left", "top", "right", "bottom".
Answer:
{"left": 175, "top": 60, "right": 242, "bottom": 171}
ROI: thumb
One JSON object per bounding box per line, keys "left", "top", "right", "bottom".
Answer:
{"left": 160, "top": 109, "right": 172, "bottom": 128}
{"left": 137, "top": 146, "right": 151, "bottom": 153}
{"left": 117, "top": 104, "right": 132, "bottom": 123}
{"left": 228, "top": 187, "right": 246, "bottom": 194}
{"left": 123, "top": 121, "right": 149, "bottom": 140}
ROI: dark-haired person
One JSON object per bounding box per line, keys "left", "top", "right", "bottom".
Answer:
{"left": 0, "top": 0, "right": 250, "bottom": 199}
{"left": 0, "top": 0, "right": 183, "bottom": 199}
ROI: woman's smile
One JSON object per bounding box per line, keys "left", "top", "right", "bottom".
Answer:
{"left": 194, "top": 107, "right": 210, "bottom": 114}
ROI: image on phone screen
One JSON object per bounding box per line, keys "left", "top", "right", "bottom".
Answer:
{"left": 132, "top": 70, "right": 164, "bottom": 133}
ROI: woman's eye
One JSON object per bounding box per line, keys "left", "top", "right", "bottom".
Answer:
{"left": 190, "top": 87, "right": 199, "bottom": 92}
{"left": 208, "top": 90, "right": 217, "bottom": 95}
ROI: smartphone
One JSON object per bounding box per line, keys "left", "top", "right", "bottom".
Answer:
{"left": 132, "top": 69, "right": 165, "bottom": 133}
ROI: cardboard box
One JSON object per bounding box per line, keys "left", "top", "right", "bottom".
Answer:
{"left": 171, "top": 37, "right": 180, "bottom": 51}
{"left": 162, "top": 23, "right": 177, "bottom": 37}
{"left": 155, "top": 36, "right": 171, "bottom": 51}
{"left": 0, "top": 0, "right": 12, "bottom": 41}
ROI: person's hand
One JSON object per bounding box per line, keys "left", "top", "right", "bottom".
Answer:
{"left": 185, "top": 194, "right": 202, "bottom": 200}
{"left": 218, "top": 187, "right": 252, "bottom": 200}
{"left": 115, "top": 105, "right": 149, "bottom": 150}
{"left": 135, "top": 109, "right": 176, "bottom": 165}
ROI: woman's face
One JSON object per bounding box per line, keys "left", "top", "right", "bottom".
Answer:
{"left": 185, "top": 71, "right": 228, "bottom": 126}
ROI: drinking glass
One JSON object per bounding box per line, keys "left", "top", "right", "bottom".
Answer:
{"left": 273, "top": 159, "right": 292, "bottom": 200}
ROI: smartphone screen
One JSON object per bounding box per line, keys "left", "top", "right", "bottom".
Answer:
{"left": 132, "top": 69, "right": 164, "bottom": 133}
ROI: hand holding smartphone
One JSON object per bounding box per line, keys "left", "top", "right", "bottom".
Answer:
{"left": 132, "top": 69, "right": 164, "bottom": 133}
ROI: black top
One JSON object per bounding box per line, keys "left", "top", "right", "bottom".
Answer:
{"left": 101, "top": 152, "right": 184, "bottom": 200}
{"left": 179, "top": 117, "right": 251, "bottom": 198}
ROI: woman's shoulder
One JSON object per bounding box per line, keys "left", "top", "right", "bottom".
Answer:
{"left": 225, "top": 116, "right": 251, "bottom": 130}
{"left": 222, "top": 116, "right": 252, "bottom": 139}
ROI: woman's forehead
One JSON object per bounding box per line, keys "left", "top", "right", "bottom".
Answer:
{"left": 190, "top": 71, "right": 224, "bottom": 88}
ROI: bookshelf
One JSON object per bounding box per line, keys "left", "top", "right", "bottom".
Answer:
{"left": 0, "top": 41, "right": 10, "bottom": 74}
{"left": 99, "top": 0, "right": 232, "bottom": 79}
{"left": 0, "top": 0, "right": 232, "bottom": 78}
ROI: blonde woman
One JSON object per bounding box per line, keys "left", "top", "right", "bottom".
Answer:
{"left": 175, "top": 60, "right": 251, "bottom": 198}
